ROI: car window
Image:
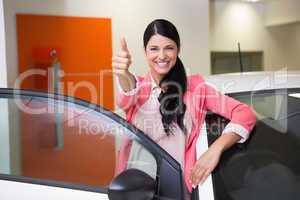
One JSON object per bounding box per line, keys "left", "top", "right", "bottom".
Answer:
{"left": 234, "top": 90, "right": 287, "bottom": 121}
{"left": 0, "top": 92, "right": 157, "bottom": 190}
{"left": 206, "top": 88, "right": 300, "bottom": 200}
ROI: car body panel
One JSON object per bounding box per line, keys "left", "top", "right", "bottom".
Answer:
{"left": 0, "top": 179, "right": 108, "bottom": 200}
{"left": 205, "top": 71, "right": 300, "bottom": 94}
{"left": 196, "top": 123, "right": 215, "bottom": 200}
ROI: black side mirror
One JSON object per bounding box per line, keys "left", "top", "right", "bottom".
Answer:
{"left": 108, "top": 168, "right": 155, "bottom": 200}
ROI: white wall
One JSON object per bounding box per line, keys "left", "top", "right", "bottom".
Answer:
{"left": 264, "top": 23, "right": 300, "bottom": 71}
{"left": 0, "top": 0, "right": 7, "bottom": 86}
{"left": 210, "top": 0, "right": 300, "bottom": 71}
{"left": 265, "top": 0, "right": 300, "bottom": 26}
{"left": 210, "top": 1, "right": 266, "bottom": 51}
{"left": 0, "top": 0, "right": 11, "bottom": 174}
{"left": 3, "top": 0, "right": 210, "bottom": 88}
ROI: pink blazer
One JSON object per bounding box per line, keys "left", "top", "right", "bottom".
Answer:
{"left": 116, "top": 73, "right": 256, "bottom": 192}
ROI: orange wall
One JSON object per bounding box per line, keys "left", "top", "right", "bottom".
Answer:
{"left": 17, "top": 14, "right": 115, "bottom": 187}
{"left": 17, "top": 14, "right": 114, "bottom": 109}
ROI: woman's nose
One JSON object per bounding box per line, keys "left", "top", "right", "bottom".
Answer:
{"left": 158, "top": 50, "right": 166, "bottom": 59}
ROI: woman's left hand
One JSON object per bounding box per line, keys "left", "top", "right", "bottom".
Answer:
{"left": 190, "top": 146, "right": 222, "bottom": 186}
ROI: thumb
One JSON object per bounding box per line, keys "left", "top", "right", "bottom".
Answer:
{"left": 120, "top": 37, "right": 129, "bottom": 52}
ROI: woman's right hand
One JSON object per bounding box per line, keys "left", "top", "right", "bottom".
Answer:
{"left": 112, "top": 37, "right": 132, "bottom": 76}
{"left": 112, "top": 37, "right": 136, "bottom": 92}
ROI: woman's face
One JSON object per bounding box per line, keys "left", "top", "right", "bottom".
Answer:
{"left": 145, "top": 34, "right": 179, "bottom": 82}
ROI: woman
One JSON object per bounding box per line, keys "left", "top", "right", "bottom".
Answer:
{"left": 112, "top": 19, "right": 256, "bottom": 198}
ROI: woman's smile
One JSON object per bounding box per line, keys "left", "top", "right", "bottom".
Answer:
{"left": 145, "top": 34, "right": 179, "bottom": 82}
{"left": 156, "top": 60, "right": 170, "bottom": 68}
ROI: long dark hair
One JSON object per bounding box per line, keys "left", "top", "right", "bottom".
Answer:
{"left": 143, "top": 19, "right": 187, "bottom": 135}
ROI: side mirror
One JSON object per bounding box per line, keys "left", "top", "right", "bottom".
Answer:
{"left": 108, "top": 168, "right": 155, "bottom": 200}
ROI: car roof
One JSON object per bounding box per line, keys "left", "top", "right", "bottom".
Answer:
{"left": 205, "top": 71, "right": 300, "bottom": 94}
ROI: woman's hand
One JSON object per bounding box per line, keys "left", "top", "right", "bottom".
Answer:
{"left": 190, "top": 132, "right": 242, "bottom": 186}
{"left": 112, "top": 37, "right": 136, "bottom": 92}
{"left": 112, "top": 37, "right": 132, "bottom": 76}
{"left": 190, "top": 146, "right": 222, "bottom": 186}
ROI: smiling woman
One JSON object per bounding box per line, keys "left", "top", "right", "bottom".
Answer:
{"left": 113, "top": 19, "right": 256, "bottom": 200}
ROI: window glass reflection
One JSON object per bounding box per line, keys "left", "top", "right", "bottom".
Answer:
{"left": 0, "top": 95, "right": 157, "bottom": 189}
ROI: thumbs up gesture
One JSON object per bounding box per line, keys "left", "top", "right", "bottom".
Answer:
{"left": 112, "top": 37, "right": 132, "bottom": 76}
{"left": 112, "top": 37, "right": 136, "bottom": 92}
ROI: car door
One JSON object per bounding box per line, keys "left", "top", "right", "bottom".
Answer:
{"left": 205, "top": 89, "right": 300, "bottom": 200}
{"left": 0, "top": 88, "right": 186, "bottom": 200}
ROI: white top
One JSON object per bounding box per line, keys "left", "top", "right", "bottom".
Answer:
{"left": 131, "top": 81, "right": 193, "bottom": 168}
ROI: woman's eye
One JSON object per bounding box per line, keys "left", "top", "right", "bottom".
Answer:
{"left": 166, "top": 47, "right": 175, "bottom": 50}
{"left": 150, "top": 47, "right": 158, "bottom": 51}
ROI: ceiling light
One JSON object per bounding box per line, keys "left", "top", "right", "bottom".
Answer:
{"left": 244, "top": 0, "right": 260, "bottom": 2}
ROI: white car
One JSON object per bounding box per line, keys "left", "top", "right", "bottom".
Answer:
{"left": 203, "top": 71, "right": 300, "bottom": 200}
{"left": 1, "top": 71, "right": 300, "bottom": 200}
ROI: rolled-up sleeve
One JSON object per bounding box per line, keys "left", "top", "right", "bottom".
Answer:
{"left": 116, "top": 74, "right": 140, "bottom": 111}
{"left": 222, "top": 122, "right": 250, "bottom": 143}
{"left": 204, "top": 84, "right": 256, "bottom": 143}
